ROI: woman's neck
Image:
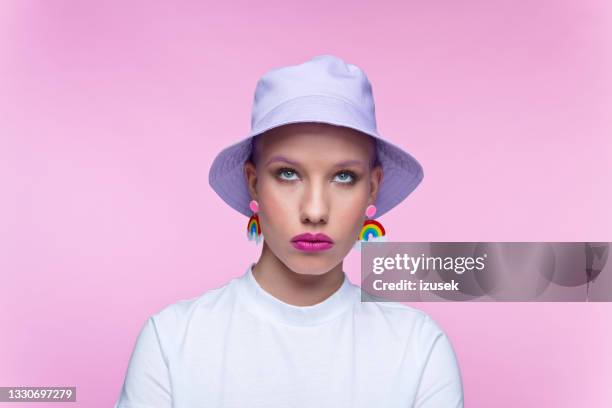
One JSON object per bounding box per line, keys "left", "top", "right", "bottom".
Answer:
{"left": 251, "top": 242, "right": 346, "bottom": 307}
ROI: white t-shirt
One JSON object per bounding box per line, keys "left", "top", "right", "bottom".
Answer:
{"left": 114, "top": 263, "right": 464, "bottom": 407}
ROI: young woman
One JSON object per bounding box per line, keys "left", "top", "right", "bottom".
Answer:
{"left": 115, "top": 55, "right": 464, "bottom": 407}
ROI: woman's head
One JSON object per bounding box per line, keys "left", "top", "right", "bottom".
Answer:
{"left": 244, "top": 122, "right": 383, "bottom": 276}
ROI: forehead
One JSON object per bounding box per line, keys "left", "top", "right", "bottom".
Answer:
{"left": 255, "top": 123, "right": 374, "bottom": 160}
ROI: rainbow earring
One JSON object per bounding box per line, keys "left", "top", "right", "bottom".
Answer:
{"left": 246, "top": 200, "right": 263, "bottom": 244}
{"left": 353, "top": 204, "right": 387, "bottom": 251}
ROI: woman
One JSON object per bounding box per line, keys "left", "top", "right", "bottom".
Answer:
{"left": 114, "top": 55, "right": 464, "bottom": 407}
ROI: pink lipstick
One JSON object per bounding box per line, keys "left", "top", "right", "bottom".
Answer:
{"left": 290, "top": 232, "right": 334, "bottom": 252}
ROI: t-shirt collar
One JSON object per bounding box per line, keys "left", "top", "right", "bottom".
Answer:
{"left": 238, "top": 262, "right": 355, "bottom": 327}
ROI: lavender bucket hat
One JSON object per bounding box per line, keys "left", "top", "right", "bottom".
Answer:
{"left": 208, "top": 54, "right": 424, "bottom": 219}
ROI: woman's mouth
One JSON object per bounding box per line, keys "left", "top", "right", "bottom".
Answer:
{"left": 290, "top": 233, "right": 334, "bottom": 252}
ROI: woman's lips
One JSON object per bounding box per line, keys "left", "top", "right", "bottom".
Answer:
{"left": 291, "top": 241, "right": 334, "bottom": 252}
{"left": 291, "top": 233, "right": 334, "bottom": 252}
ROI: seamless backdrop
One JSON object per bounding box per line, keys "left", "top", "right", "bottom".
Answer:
{"left": 1, "top": 0, "right": 611, "bottom": 407}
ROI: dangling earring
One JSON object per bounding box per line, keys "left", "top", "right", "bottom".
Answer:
{"left": 246, "top": 200, "right": 263, "bottom": 245}
{"left": 353, "top": 204, "right": 387, "bottom": 251}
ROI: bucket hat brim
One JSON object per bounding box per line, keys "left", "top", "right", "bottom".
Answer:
{"left": 208, "top": 94, "right": 424, "bottom": 219}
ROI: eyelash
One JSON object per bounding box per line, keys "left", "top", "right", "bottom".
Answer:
{"left": 276, "top": 167, "right": 359, "bottom": 185}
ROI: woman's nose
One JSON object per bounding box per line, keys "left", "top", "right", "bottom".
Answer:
{"left": 300, "top": 181, "right": 329, "bottom": 224}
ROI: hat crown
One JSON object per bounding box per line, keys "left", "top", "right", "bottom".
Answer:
{"left": 251, "top": 54, "right": 377, "bottom": 129}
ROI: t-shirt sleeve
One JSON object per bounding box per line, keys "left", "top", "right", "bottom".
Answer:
{"left": 114, "top": 316, "right": 173, "bottom": 408}
{"left": 413, "top": 315, "right": 464, "bottom": 408}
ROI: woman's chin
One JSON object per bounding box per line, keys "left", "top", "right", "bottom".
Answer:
{"left": 285, "top": 257, "right": 337, "bottom": 276}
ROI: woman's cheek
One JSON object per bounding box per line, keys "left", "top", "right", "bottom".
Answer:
{"left": 260, "top": 192, "right": 294, "bottom": 238}
{"left": 266, "top": 190, "right": 293, "bottom": 219}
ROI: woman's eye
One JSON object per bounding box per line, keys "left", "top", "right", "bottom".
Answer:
{"left": 278, "top": 168, "right": 299, "bottom": 181}
{"left": 334, "top": 171, "right": 356, "bottom": 184}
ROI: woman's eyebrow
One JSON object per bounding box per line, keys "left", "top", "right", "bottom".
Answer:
{"left": 333, "top": 159, "right": 366, "bottom": 168}
{"left": 266, "top": 155, "right": 299, "bottom": 166}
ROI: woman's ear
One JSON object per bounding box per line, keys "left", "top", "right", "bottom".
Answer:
{"left": 244, "top": 159, "right": 258, "bottom": 200}
{"left": 369, "top": 164, "right": 383, "bottom": 205}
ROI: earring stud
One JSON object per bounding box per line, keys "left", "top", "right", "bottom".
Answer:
{"left": 249, "top": 200, "right": 259, "bottom": 213}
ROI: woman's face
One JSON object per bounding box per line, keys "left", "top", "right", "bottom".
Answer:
{"left": 244, "top": 122, "right": 383, "bottom": 276}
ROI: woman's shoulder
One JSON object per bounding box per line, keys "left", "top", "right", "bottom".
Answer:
{"left": 147, "top": 275, "right": 241, "bottom": 334}
{"left": 356, "top": 294, "right": 449, "bottom": 342}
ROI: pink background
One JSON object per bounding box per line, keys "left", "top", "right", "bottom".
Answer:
{"left": 1, "top": 0, "right": 611, "bottom": 406}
